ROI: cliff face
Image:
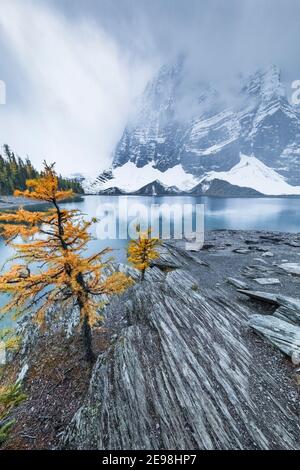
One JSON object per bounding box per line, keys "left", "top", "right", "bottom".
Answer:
{"left": 61, "top": 232, "right": 300, "bottom": 450}
{"left": 84, "top": 61, "right": 300, "bottom": 195}
{"left": 112, "top": 62, "right": 300, "bottom": 185}
{"left": 112, "top": 58, "right": 186, "bottom": 172}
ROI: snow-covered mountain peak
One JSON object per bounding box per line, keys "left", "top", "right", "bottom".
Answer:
{"left": 203, "top": 153, "right": 300, "bottom": 195}
{"left": 83, "top": 161, "right": 199, "bottom": 194}
{"left": 90, "top": 58, "right": 300, "bottom": 192}
{"left": 244, "top": 65, "right": 284, "bottom": 100}
{"left": 261, "top": 65, "right": 285, "bottom": 98}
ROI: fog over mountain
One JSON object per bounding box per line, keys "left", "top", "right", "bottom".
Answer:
{"left": 0, "top": 0, "right": 300, "bottom": 175}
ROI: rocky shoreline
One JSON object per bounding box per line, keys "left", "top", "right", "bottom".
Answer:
{"left": 0, "top": 196, "right": 48, "bottom": 211}
{"left": 1, "top": 230, "right": 300, "bottom": 450}
{"left": 0, "top": 195, "right": 83, "bottom": 211}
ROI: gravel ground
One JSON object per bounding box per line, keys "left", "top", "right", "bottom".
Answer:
{"left": 168, "top": 230, "right": 300, "bottom": 418}
{"left": 174, "top": 229, "right": 300, "bottom": 299}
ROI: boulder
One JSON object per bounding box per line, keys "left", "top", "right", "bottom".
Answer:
{"left": 279, "top": 263, "right": 300, "bottom": 276}
{"left": 274, "top": 296, "right": 300, "bottom": 325}
{"left": 237, "top": 289, "right": 279, "bottom": 305}
{"left": 233, "top": 248, "right": 249, "bottom": 254}
{"left": 262, "top": 251, "right": 274, "bottom": 258}
{"left": 239, "top": 290, "right": 300, "bottom": 325}
{"left": 254, "top": 278, "right": 280, "bottom": 286}
{"left": 249, "top": 315, "right": 300, "bottom": 359}
{"left": 227, "top": 277, "right": 249, "bottom": 289}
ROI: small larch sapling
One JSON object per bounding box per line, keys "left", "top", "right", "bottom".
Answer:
{"left": 127, "top": 225, "right": 160, "bottom": 281}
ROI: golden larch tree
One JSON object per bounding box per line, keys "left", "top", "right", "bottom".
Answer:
{"left": 0, "top": 162, "right": 132, "bottom": 363}
{"left": 127, "top": 225, "right": 160, "bottom": 281}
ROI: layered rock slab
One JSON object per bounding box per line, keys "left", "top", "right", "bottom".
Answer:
{"left": 62, "top": 267, "right": 298, "bottom": 450}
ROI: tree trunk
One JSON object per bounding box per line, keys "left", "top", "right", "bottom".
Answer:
{"left": 81, "top": 314, "right": 96, "bottom": 364}
{"left": 141, "top": 268, "right": 145, "bottom": 282}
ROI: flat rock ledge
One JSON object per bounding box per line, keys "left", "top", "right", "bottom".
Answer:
{"left": 238, "top": 290, "right": 300, "bottom": 360}
{"left": 61, "top": 237, "right": 299, "bottom": 451}
{"left": 248, "top": 315, "right": 300, "bottom": 361}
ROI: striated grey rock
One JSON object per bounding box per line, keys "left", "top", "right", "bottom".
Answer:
{"left": 227, "top": 277, "right": 249, "bottom": 289}
{"left": 233, "top": 248, "right": 249, "bottom": 254}
{"left": 237, "top": 289, "right": 279, "bottom": 304}
{"left": 254, "top": 278, "right": 281, "bottom": 286}
{"left": 277, "top": 295, "right": 300, "bottom": 314}
{"left": 17, "top": 363, "right": 29, "bottom": 383}
{"left": 239, "top": 286, "right": 300, "bottom": 359}
{"left": 5, "top": 231, "right": 299, "bottom": 450}
{"left": 259, "top": 235, "right": 284, "bottom": 243}
{"left": 239, "top": 289, "right": 300, "bottom": 326}
{"left": 249, "top": 315, "right": 300, "bottom": 359}
{"left": 262, "top": 251, "right": 274, "bottom": 258}
{"left": 279, "top": 263, "right": 300, "bottom": 276}
{"left": 62, "top": 262, "right": 298, "bottom": 450}
{"left": 274, "top": 296, "right": 300, "bottom": 326}
{"left": 274, "top": 307, "right": 300, "bottom": 326}
{"left": 149, "top": 259, "right": 181, "bottom": 271}
{"left": 285, "top": 241, "right": 300, "bottom": 248}
{"left": 253, "top": 258, "right": 268, "bottom": 264}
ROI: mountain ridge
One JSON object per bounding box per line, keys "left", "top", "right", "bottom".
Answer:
{"left": 83, "top": 153, "right": 300, "bottom": 196}
{"left": 85, "top": 59, "right": 300, "bottom": 196}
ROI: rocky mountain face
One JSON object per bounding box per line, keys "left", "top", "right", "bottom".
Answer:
{"left": 190, "top": 179, "right": 263, "bottom": 197}
{"left": 112, "top": 57, "right": 185, "bottom": 172}
{"left": 131, "top": 180, "right": 180, "bottom": 196}
{"left": 110, "top": 59, "right": 300, "bottom": 188}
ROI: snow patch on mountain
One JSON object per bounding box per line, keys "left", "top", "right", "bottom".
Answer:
{"left": 83, "top": 162, "right": 199, "bottom": 194}
{"left": 203, "top": 154, "right": 300, "bottom": 195}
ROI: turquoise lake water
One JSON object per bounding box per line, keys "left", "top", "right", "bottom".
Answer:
{"left": 0, "top": 195, "right": 299, "bottom": 328}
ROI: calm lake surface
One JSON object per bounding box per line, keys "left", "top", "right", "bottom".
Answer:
{"left": 0, "top": 195, "right": 299, "bottom": 327}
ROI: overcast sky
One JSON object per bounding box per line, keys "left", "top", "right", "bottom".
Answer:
{"left": 0, "top": 0, "right": 299, "bottom": 175}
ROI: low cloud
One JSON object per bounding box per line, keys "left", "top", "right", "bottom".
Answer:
{"left": 0, "top": 0, "right": 300, "bottom": 174}
{"left": 0, "top": 0, "right": 152, "bottom": 175}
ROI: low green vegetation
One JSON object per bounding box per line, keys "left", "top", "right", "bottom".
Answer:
{"left": 0, "top": 328, "right": 21, "bottom": 354}
{"left": 0, "top": 381, "right": 26, "bottom": 444}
